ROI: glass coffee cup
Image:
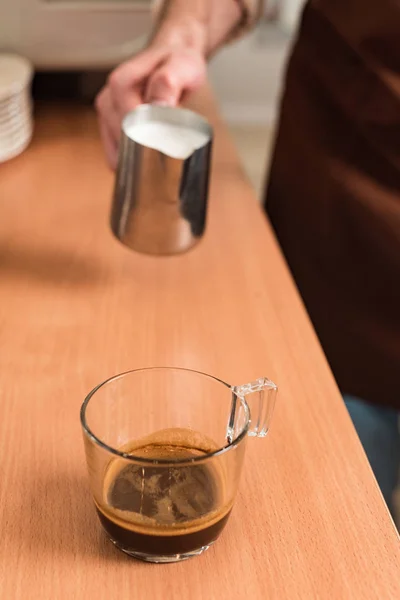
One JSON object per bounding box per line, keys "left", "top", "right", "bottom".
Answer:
{"left": 81, "top": 368, "right": 277, "bottom": 563}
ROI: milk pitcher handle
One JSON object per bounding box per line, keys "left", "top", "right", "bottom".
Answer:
{"left": 232, "top": 378, "right": 278, "bottom": 438}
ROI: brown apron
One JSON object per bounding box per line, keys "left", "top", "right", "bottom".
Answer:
{"left": 266, "top": 1, "right": 400, "bottom": 407}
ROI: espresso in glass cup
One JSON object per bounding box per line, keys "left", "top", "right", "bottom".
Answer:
{"left": 81, "top": 368, "right": 277, "bottom": 563}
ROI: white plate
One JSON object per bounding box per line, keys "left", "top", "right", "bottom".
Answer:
{"left": 0, "top": 115, "right": 32, "bottom": 137}
{"left": 0, "top": 120, "right": 33, "bottom": 140}
{"left": 0, "top": 55, "right": 33, "bottom": 101}
{"left": 0, "top": 126, "right": 32, "bottom": 142}
{"left": 0, "top": 135, "right": 31, "bottom": 151}
{"left": 0, "top": 94, "right": 31, "bottom": 113}
{"left": 0, "top": 106, "right": 31, "bottom": 125}
{"left": 0, "top": 129, "right": 33, "bottom": 162}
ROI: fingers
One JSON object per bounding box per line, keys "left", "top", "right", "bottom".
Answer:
{"left": 98, "top": 118, "right": 118, "bottom": 171}
{"left": 96, "top": 87, "right": 120, "bottom": 147}
{"left": 108, "top": 49, "right": 163, "bottom": 114}
{"left": 95, "top": 87, "right": 121, "bottom": 169}
{"left": 145, "top": 52, "right": 207, "bottom": 106}
{"left": 96, "top": 49, "right": 164, "bottom": 169}
{"left": 95, "top": 48, "right": 207, "bottom": 169}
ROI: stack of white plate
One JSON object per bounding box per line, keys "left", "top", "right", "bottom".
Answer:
{"left": 0, "top": 54, "right": 34, "bottom": 163}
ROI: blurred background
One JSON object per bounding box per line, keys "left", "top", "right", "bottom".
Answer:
{"left": 210, "top": 2, "right": 306, "bottom": 198}
{"left": 0, "top": 0, "right": 306, "bottom": 195}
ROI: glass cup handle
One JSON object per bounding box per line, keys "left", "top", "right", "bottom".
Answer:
{"left": 233, "top": 377, "right": 278, "bottom": 438}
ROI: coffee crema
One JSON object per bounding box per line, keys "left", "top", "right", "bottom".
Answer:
{"left": 95, "top": 428, "right": 232, "bottom": 557}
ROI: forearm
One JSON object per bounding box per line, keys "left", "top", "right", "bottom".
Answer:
{"left": 151, "top": 0, "right": 243, "bottom": 57}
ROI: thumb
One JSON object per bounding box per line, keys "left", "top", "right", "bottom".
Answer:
{"left": 145, "top": 52, "right": 206, "bottom": 106}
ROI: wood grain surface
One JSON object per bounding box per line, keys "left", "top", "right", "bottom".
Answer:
{"left": 0, "top": 89, "right": 399, "bottom": 599}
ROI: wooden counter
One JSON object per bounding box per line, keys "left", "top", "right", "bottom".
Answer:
{"left": 1, "top": 90, "right": 399, "bottom": 599}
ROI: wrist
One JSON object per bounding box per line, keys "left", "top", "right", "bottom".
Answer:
{"left": 151, "top": 15, "right": 207, "bottom": 57}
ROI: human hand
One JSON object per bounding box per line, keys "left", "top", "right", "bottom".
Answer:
{"left": 96, "top": 46, "right": 207, "bottom": 169}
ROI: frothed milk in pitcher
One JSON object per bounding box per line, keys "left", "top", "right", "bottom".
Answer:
{"left": 125, "top": 121, "right": 210, "bottom": 159}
